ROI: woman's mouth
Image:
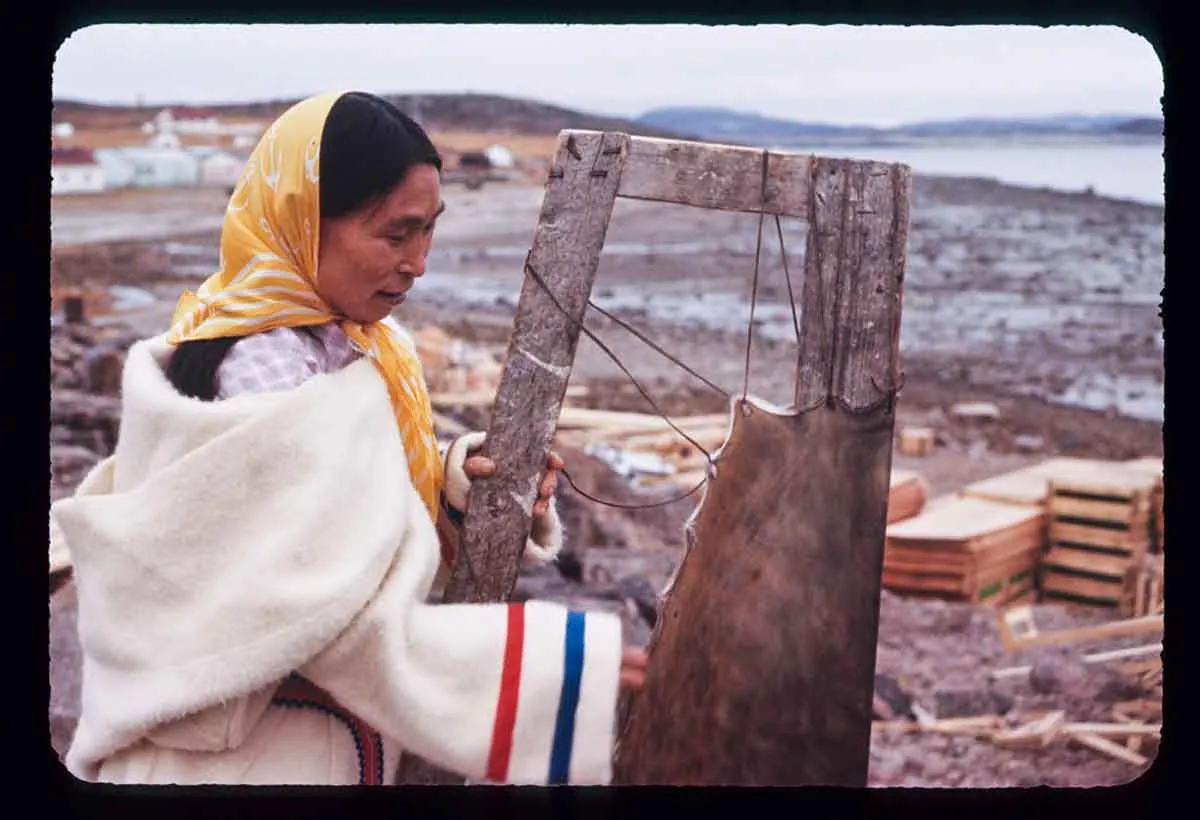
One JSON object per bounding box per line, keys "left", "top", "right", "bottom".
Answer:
{"left": 378, "top": 289, "right": 407, "bottom": 305}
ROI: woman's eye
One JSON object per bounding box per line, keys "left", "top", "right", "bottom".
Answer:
{"left": 387, "top": 233, "right": 410, "bottom": 245}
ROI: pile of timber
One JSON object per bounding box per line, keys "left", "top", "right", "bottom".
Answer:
{"left": 956, "top": 456, "right": 1164, "bottom": 613}
{"left": 882, "top": 496, "right": 1045, "bottom": 606}
{"left": 873, "top": 703, "right": 1160, "bottom": 769}
{"left": 553, "top": 407, "right": 928, "bottom": 523}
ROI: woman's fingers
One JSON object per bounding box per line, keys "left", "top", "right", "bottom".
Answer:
{"left": 547, "top": 450, "right": 566, "bottom": 471}
{"left": 539, "top": 469, "right": 557, "bottom": 500}
{"left": 463, "top": 455, "right": 496, "bottom": 478}
{"left": 622, "top": 647, "right": 648, "bottom": 669}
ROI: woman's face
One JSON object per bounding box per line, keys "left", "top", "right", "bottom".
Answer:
{"left": 316, "top": 163, "right": 444, "bottom": 324}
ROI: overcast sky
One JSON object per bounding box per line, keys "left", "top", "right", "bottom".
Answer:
{"left": 51, "top": 24, "right": 1163, "bottom": 127}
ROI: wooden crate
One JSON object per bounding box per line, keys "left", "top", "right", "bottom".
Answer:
{"left": 897, "top": 426, "right": 935, "bottom": 457}
{"left": 959, "top": 458, "right": 1126, "bottom": 507}
{"left": 1039, "top": 475, "right": 1159, "bottom": 611}
{"left": 883, "top": 496, "right": 1046, "bottom": 603}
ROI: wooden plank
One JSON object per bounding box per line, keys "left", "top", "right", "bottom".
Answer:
{"left": 886, "top": 496, "right": 1045, "bottom": 544}
{"left": 959, "top": 458, "right": 1140, "bottom": 507}
{"left": 1051, "top": 474, "right": 1160, "bottom": 498}
{"left": 605, "top": 131, "right": 815, "bottom": 218}
{"left": 1050, "top": 520, "right": 1147, "bottom": 551}
{"left": 613, "top": 156, "right": 911, "bottom": 787}
{"left": 885, "top": 529, "right": 1040, "bottom": 569}
{"left": 1050, "top": 495, "right": 1148, "bottom": 526}
{"left": 992, "top": 710, "right": 1065, "bottom": 749}
{"left": 1069, "top": 732, "right": 1150, "bottom": 766}
{"left": 1042, "top": 546, "right": 1134, "bottom": 579}
{"left": 882, "top": 569, "right": 970, "bottom": 596}
{"left": 1082, "top": 643, "right": 1161, "bottom": 664}
{"left": 448, "top": 129, "right": 629, "bottom": 605}
{"left": 997, "top": 612, "right": 1162, "bottom": 652}
{"left": 400, "top": 130, "right": 632, "bottom": 786}
{"left": 1039, "top": 571, "right": 1123, "bottom": 603}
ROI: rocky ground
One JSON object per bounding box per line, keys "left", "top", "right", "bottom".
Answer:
{"left": 48, "top": 173, "right": 1165, "bottom": 787}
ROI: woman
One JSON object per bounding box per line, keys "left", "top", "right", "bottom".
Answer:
{"left": 49, "top": 91, "right": 646, "bottom": 786}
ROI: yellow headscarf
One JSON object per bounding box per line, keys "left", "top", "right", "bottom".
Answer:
{"left": 167, "top": 91, "right": 444, "bottom": 520}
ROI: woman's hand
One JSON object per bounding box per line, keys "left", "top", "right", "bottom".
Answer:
{"left": 621, "top": 646, "right": 648, "bottom": 690}
{"left": 462, "top": 449, "right": 565, "bottom": 520}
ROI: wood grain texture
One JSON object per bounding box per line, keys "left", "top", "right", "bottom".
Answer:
{"left": 574, "top": 130, "right": 814, "bottom": 218}
{"left": 612, "top": 156, "right": 910, "bottom": 786}
{"left": 397, "top": 131, "right": 628, "bottom": 786}
{"left": 796, "top": 157, "right": 910, "bottom": 411}
{"left": 443, "top": 130, "right": 629, "bottom": 604}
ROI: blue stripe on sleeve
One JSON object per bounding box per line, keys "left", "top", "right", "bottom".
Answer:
{"left": 548, "top": 609, "right": 586, "bottom": 784}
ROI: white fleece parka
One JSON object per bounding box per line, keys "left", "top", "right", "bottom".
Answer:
{"left": 49, "top": 333, "right": 623, "bottom": 786}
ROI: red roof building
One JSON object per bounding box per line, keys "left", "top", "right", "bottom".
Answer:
{"left": 51, "top": 147, "right": 97, "bottom": 166}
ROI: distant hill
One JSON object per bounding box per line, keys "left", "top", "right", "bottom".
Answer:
{"left": 636, "top": 107, "right": 1164, "bottom": 146}
{"left": 52, "top": 93, "right": 692, "bottom": 140}
{"left": 636, "top": 107, "right": 884, "bottom": 143}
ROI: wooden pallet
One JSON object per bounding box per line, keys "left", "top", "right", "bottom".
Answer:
{"left": 1120, "top": 553, "right": 1165, "bottom": 617}
{"left": 1038, "top": 473, "right": 1160, "bottom": 612}
{"left": 1120, "top": 457, "right": 1164, "bottom": 554}
{"left": 883, "top": 497, "right": 1045, "bottom": 603}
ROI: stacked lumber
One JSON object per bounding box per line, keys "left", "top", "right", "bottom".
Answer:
{"left": 883, "top": 496, "right": 1046, "bottom": 606}
{"left": 1039, "top": 469, "right": 1161, "bottom": 613}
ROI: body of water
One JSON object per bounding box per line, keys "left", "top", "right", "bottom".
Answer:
{"left": 771, "top": 139, "right": 1165, "bottom": 207}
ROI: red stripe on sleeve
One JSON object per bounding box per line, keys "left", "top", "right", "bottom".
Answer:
{"left": 485, "top": 602, "right": 525, "bottom": 783}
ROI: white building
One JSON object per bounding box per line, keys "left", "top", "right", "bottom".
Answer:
{"left": 147, "top": 130, "right": 183, "bottom": 150}
{"left": 93, "top": 147, "right": 199, "bottom": 189}
{"left": 198, "top": 151, "right": 246, "bottom": 188}
{"left": 51, "top": 148, "right": 105, "bottom": 195}
{"left": 52, "top": 122, "right": 75, "bottom": 138}
{"left": 485, "top": 143, "right": 516, "bottom": 169}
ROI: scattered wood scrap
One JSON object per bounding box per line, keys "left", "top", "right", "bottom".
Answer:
{"left": 882, "top": 496, "right": 1045, "bottom": 605}
{"left": 1069, "top": 732, "right": 1150, "bottom": 767}
{"left": 992, "top": 710, "right": 1065, "bottom": 749}
{"left": 995, "top": 604, "right": 1163, "bottom": 654}
{"left": 871, "top": 709, "right": 1159, "bottom": 766}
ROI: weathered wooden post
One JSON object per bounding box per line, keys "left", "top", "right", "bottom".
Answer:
{"left": 397, "top": 130, "right": 630, "bottom": 783}
{"left": 611, "top": 156, "right": 911, "bottom": 786}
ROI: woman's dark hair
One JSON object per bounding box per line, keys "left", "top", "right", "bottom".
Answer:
{"left": 319, "top": 92, "right": 443, "bottom": 220}
{"left": 165, "top": 92, "right": 441, "bottom": 400}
